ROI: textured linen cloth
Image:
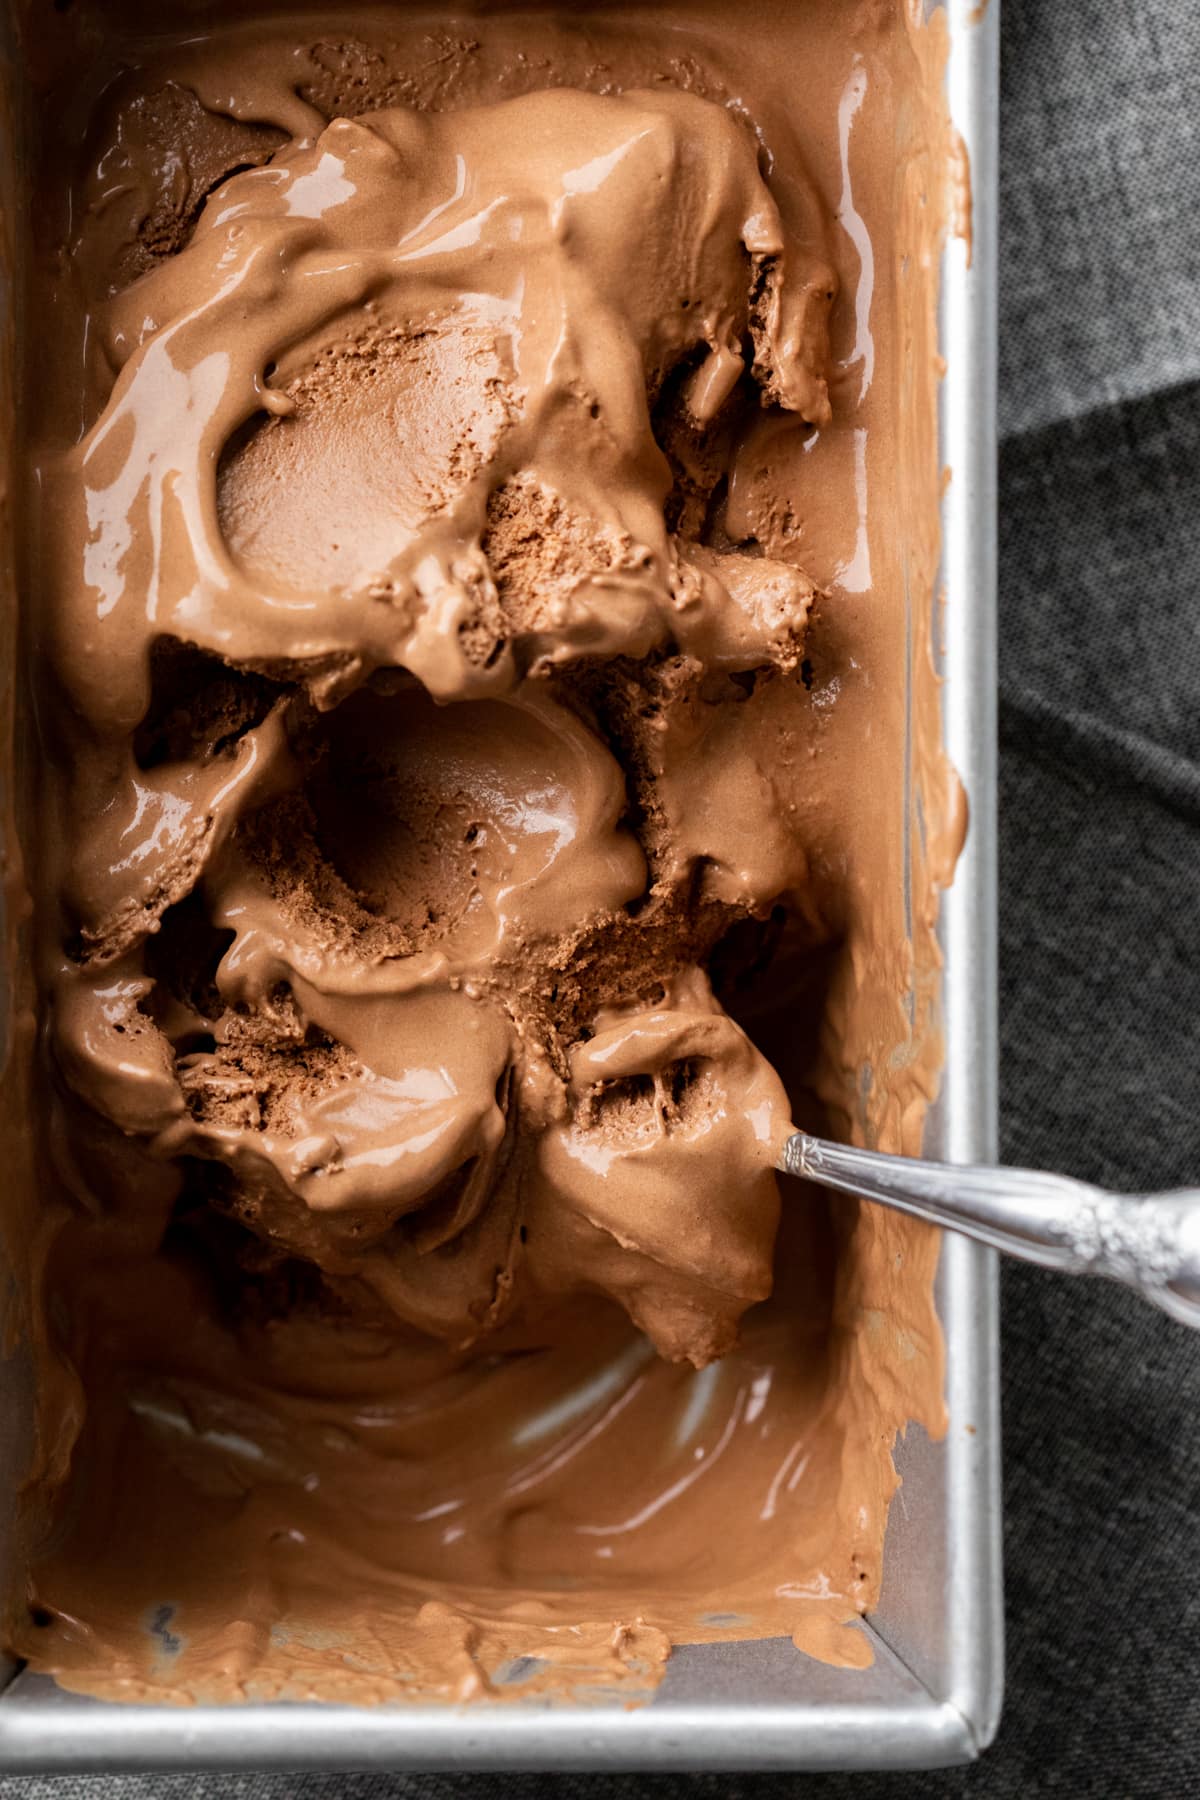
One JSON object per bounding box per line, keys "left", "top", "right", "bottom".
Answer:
{"left": 6, "top": 0, "right": 1200, "bottom": 1792}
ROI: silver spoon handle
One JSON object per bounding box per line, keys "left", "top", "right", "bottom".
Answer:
{"left": 779, "top": 1131, "right": 1200, "bottom": 1330}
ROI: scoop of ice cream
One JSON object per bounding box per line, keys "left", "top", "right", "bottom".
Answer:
{"left": 524, "top": 971, "right": 791, "bottom": 1365}
{"left": 170, "top": 985, "right": 518, "bottom": 1338}
{"left": 46, "top": 86, "right": 831, "bottom": 739}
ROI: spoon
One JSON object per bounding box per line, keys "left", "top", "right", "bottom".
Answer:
{"left": 778, "top": 1130, "right": 1200, "bottom": 1329}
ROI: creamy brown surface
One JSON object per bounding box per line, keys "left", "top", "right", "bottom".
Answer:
{"left": 3, "top": 0, "right": 962, "bottom": 1704}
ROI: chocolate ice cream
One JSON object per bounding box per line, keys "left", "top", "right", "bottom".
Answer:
{"left": 4, "top": 0, "right": 963, "bottom": 1703}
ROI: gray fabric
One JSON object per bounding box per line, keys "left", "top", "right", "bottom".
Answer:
{"left": 6, "top": 0, "right": 1200, "bottom": 1791}
{"left": 999, "top": 0, "right": 1200, "bottom": 439}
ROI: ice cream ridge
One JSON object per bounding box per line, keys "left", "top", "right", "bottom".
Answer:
{"left": 47, "top": 85, "right": 838, "bottom": 1367}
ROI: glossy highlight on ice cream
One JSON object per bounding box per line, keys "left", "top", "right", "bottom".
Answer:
{"left": 4, "top": 0, "right": 962, "bottom": 1704}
